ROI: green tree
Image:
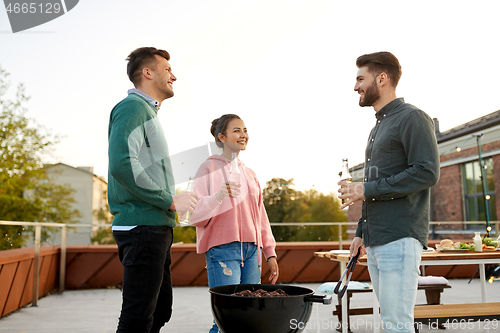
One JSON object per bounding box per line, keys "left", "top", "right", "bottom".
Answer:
{"left": 0, "top": 66, "right": 80, "bottom": 250}
{"left": 262, "top": 178, "right": 297, "bottom": 241}
{"left": 173, "top": 223, "right": 196, "bottom": 244}
{"left": 287, "top": 189, "right": 348, "bottom": 241}
{"left": 263, "top": 178, "right": 348, "bottom": 242}
{"left": 91, "top": 190, "right": 115, "bottom": 245}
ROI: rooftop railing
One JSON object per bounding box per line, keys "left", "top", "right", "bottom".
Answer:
{"left": 1, "top": 220, "right": 498, "bottom": 308}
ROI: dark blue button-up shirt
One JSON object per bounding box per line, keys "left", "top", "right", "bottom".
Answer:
{"left": 355, "top": 98, "right": 440, "bottom": 248}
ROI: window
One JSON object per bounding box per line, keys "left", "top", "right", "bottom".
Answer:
{"left": 463, "top": 157, "right": 497, "bottom": 222}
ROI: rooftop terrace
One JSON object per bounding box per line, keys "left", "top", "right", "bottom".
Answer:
{"left": 0, "top": 279, "right": 499, "bottom": 333}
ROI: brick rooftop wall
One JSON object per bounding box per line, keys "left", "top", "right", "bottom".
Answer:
{"left": 433, "top": 164, "right": 464, "bottom": 222}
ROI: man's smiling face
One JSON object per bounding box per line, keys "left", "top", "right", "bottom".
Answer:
{"left": 354, "top": 66, "right": 380, "bottom": 107}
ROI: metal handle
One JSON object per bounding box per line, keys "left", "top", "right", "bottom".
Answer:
{"left": 307, "top": 295, "right": 332, "bottom": 305}
{"left": 334, "top": 250, "right": 360, "bottom": 298}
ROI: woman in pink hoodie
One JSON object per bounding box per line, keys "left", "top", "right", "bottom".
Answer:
{"left": 189, "top": 114, "right": 279, "bottom": 333}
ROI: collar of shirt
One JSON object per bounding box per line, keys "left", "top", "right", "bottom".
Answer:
{"left": 127, "top": 88, "right": 159, "bottom": 109}
{"left": 375, "top": 97, "right": 405, "bottom": 120}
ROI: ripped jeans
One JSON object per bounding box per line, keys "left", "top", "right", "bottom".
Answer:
{"left": 206, "top": 242, "right": 261, "bottom": 333}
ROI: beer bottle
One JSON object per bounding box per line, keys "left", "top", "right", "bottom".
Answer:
{"left": 340, "top": 158, "right": 353, "bottom": 205}
{"left": 179, "top": 177, "right": 195, "bottom": 226}
{"left": 229, "top": 152, "right": 241, "bottom": 184}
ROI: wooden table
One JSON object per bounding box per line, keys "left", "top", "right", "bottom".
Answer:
{"left": 315, "top": 250, "right": 500, "bottom": 333}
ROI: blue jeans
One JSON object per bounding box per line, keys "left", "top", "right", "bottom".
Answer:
{"left": 206, "top": 242, "right": 261, "bottom": 333}
{"left": 366, "top": 237, "right": 423, "bottom": 333}
{"left": 113, "top": 226, "right": 174, "bottom": 333}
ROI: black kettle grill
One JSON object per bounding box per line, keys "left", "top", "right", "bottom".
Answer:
{"left": 209, "top": 284, "right": 332, "bottom": 333}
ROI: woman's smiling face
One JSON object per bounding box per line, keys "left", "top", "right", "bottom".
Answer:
{"left": 218, "top": 118, "right": 249, "bottom": 151}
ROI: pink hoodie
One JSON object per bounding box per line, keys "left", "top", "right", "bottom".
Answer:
{"left": 190, "top": 155, "right": 277, "bottom": 266}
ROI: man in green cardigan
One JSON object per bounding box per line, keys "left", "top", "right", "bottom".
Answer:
{"left": 108, "top": 47, "right": 198, "bottom": 333}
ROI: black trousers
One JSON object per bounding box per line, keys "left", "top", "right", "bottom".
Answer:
{"left": 113, "top": 225, "right": 173, "bottom": 333}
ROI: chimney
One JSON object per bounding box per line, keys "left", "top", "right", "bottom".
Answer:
{"left": 78, "top": 166, "right": 94, "bottom": 174}
{"left": 433, "top": 118, "right": 440, "bottom": 136}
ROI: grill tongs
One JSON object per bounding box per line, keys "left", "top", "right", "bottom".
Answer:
{"left": 333, "top": 249, "right": 360, "bottom": 298}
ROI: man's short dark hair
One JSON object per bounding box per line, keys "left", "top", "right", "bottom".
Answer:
{"left": 356, "top": 52, "right": 401, "bottom": 87}
{"left": 126, "top": 47, "right": 170, "bottom": 86}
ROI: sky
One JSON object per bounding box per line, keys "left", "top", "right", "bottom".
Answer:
{"left": 1, "top": 0, "right": 500, "bottom": 194}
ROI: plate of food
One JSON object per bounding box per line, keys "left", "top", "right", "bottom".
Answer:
{"left": 435, "top": 239, "right": 475, "bottom": 252}
{"left": 435, "top": 237, "right": 499, "bottom": 252}
{"left": 482, "top": 238, "right": 500, "bottom": 251}
{"left": 435, "top": 239, "right": 461, "bottom": 251}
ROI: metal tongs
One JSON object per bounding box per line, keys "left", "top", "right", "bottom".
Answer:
{"left": 334, "top": 249, "right": 360, "bottom": 298}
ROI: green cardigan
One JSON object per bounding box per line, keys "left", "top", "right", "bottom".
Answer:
{"left": 108, "top": 93, "right": 176, "bottom": 228}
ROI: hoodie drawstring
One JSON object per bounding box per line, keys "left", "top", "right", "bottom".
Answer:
{"left": 212, "top": 155, "right": 262, "bottom": 271}
{"left": 240, "top": 165, "right": 262, "bottom": 271}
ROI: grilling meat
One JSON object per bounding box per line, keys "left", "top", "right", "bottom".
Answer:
{"left": 232, "top": 288, "right": 288, "bottom": 297}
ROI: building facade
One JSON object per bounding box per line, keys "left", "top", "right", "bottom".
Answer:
{"left": 432, "top": 111, "right": 499, "bottom": 236}
{"left": 347, "top": 110, "right": 500, "bottom": 239}
{"left": 45, "top": 163, "right": 109, "bottom": 245}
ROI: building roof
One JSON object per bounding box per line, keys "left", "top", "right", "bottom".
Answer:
{"left": 44, "top": 163, "right": 107, "bottom": 183}
{"left": 347, "top": 109, "right": 500, "bottom": 173}
{"left": 434, "top": 109, "right": 500, "bottom": 143}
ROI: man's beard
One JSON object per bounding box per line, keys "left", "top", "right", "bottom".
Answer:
{"left": 161, "top": 84, "right": 174, "bottom": 99}
{"left": 359, "top": 80, "right": 380, "bottom": 107}
{"left": 154, "top": 77, "right": 174, "bottom": 100}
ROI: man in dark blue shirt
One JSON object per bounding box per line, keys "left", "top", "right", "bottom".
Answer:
{"left": 338, "top": 52, "right": 439, "bottom": 333}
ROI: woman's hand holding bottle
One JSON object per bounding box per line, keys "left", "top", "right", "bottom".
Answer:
{"left": 216, "top": 152, "right": 242, "bottom": 203}
{"left": 216, "top": 182, "right": 241, "bottom": 202}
